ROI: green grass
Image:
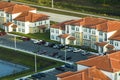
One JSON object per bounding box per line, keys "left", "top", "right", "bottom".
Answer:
{"left": 0, "top": 47, "right": 64, "bottom": 80}
{"left": 12, "top": 0, "right": 120, "bottom": 19}
{"left": 9, "top": 31, "right": 59, "bottom": 43}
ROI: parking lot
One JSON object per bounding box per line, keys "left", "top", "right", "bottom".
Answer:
{"left": 20, "top": 63, "right": 77, "bottom": 80}
{"left": 0, "top": 34, "right": 98, "bottom": 80}
{"left": 0, "top": 34, "right": 94, "bottom": 62}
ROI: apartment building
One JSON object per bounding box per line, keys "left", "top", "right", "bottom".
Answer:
{"left": 0, "top": 1, "right": 50, "bottom": 34}
{"left": 57, "top": 51, "right": 120, "bottom": 80}
{"left": 50, "top": 17, "right": 120, "bottom": 54}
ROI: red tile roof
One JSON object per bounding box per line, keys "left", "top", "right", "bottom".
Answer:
{"left": 0, "top": 1, "right": 15, "bottom": 10}
{"left": 51, "top": 20, "right": 74, "bottom": 30}
{"left": 63, "top": 17, "right": 120, "bottom": 32}
{"left": 11, "top": 24, "right": 17, "bottom": 28}
{"left": 57, "top": 67, "right": 110, "bottom": 80}
{"left": 95, "top": 42, "right": 108, "bottom": 47}
{"left": 76, "top": 51, "right": 120, "bottom": 72}
{"left": 58, "top": 34, "right": 70, "bottom": 38}
{"left": 14, "top": 11, "right": 48, "bottom": 22}
{"left": 106, "top": 44, "right": 114, "bottom": 49}
{"left": 109, "top": 30, "right": 120, "bottom": 41}
{"left": 0, "top": 1, "right": 36, "bottom": 14}
{"left": 68, "top": 36, "right": 76, "bottom": 40}
{"left": 3, "top": 22, "right": 13, "bottom": 26}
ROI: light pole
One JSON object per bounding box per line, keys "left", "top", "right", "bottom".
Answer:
{"left": 14, "top": 35, "right": 16, "bottom": 50}
{"left": 52, "top": 0, "right": 54, "bottom": 8}
{"left": 64, "top": 42, "right": 67, "bottom": 62}
{"left": 34, "top": 53, "right": 37, "bottom": 72}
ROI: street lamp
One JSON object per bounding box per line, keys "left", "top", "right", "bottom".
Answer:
{"left": 14, "top": 35, "right": 16, "bottom": 50}
{"left": 52, "top": 0, "right": 54, "bottom": 8}
{"left": 34, "top": 53, "right": 37, "bottom": 72}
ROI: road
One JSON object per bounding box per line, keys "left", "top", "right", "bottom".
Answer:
{"left": 12, "top": 1, "right": 120, "bottom": 21}
{"left": 38, "top": 11, "right": 80, "bottom": 22}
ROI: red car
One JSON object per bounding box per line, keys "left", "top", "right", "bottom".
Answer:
{"left": 21, "top": 37, "right": 31, "bottom": 41}
{"left": 0, "top": 32, "right": 6, "bottom": 36}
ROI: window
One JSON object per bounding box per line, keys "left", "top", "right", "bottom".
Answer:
{"left": 22, "top": 29, "right": 25, "bottom": 32}
{"left": 76, "top": 27, "right": 79, "bottom": 31}
{"left": 99, "top": 31, "right": 103, "bottom": 36}
{"left": 56, "top": 30, "right": 59, "bottom": 34}
{"left": 22, "top": 23, "right": 24, "bottom": 26}
{"left": 110, "top": 40, "right": 113, "bottom": 44}
{"left": 14, "top": 21, "right": 17, "bottom": 24}
{"left": 89, "top": 29, "right": 91, "bottom": 33}
{"left": 18, "top": 22, "right": 20, "bottom": 25}
{"left": 18, "top": 28, "right": 21, "bottom": 32}
{"left": 89, "top": 35, "right": 91, "bottom": 39}
{"left": 1, "top": 13, "right": 3, "bottom": 16}
{"left": 92, "top": 30, "right": 96, "bottom": 34}
{"left": 51, "top": 35, "right": 54, "bottom": 39}
{"left": 71, "top": 26, "right": 75, "bottom": 30}
{"left": 51, "top": 29, "right": 54, "bottom": 33}
{"left": 6, "top": 13, "right": 9, "bottom": 17}
{"left": 99, "top": 38, "right": 103, "bottom": 42}
{"left": 115, "top": 42, "right": 118, "bottom": 46}
{"left": 83, "top": 28, "right": 87, "bottom": 32}
{"left": 72, "top": 33, "right": 75, "bottom": 36}
{"left": 84, "top": 35, "right": 87, "bottom": 39}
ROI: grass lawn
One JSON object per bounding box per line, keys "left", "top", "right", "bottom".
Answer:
{"left": 9, "top": 31, "right": 59, "bottom": 43}
{"left": 0, "top": 47, "right": 64, "bottom": 80}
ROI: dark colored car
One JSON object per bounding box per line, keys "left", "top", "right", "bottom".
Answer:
{"left": 38, "top": 73, "right": 46, "bottom": 77}
{"left": 55, "top": 66, "right": 65, "bottom": 71}
{"left": 50, "top": 52, "right": 59, "bottom": 57}
{"left": 48, "top": 43, "right": 55, "bottom": 47}
{"left": 65, "top": 63, "right": 74, "bottom": 69}
{"left": 21, "top": 37, "right": 31, "bottom": 41}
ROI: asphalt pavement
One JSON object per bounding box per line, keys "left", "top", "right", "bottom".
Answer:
{"left": 0, "top": 35, "right": 92, "bottom": 62}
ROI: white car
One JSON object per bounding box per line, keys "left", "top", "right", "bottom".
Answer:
{"left": 73, "top": 48, "right": 82, "bottom": 53}
{"left": 33, "top": 39, "right": 43, "bottom": 44}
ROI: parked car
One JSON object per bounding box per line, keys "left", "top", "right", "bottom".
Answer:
{"left": 65, "top": 63, "right": 74, "bottom": 69}
{"left": 21, "top": 37, "right": 31, "bottom": 41}
{"left": 53, "top": 44, "right": 59, "bottom": 49}
{"left": 56, "top": 55, "right": 63, "bottom": 58}
{"left": 37, "top": 73, "right": 46, "bottom": 77}
{"left": 38, "top": 50, "right": 47, "bottom": 55}
{"left": 49, "top": 52, "right": 59, "bottom": 57}
{"left": 66, "top": 47, "right": 74, "bottom": 52}
{"left": 0, "top": 32, "right": 6, "bottom": 36}
{"left": 44, "top": 42, "right": 49, "bottom": 46}
{"left": 48, "top": 43, "right": 55, "bottom": 47}
{"left": 73, "top": 48, "right": 82, "bottom": 53}
{"left": 33, "top": 40, "right": 39, "bottom": 44}
{"left": 55, "top": 66, "right": 65, "bottom": 71}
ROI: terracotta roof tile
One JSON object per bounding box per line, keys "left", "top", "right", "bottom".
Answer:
{"left": 95, "top": 42, "right": 108, "bottom": 47}
{"left": 0, "top": 1, "right": 15, "bottom": 10}
{"left": 11, "top": 24, "right": 17, "bottom": 28}
{"left": 106, "top": 44, "right": 114, "bottom": 49}
{"left": 109, "top": 30, "right": 120, "bottom": 41}
{"left": 0, "top": 2, "right": 36, "bottom": 14}
{"left": 3, "top": 22, "right": 13, "bottom": 26}
{"left": 68, "top": 36, "right": 76, "bottom": 40}
{"left": 76, "top": 51, "right": 120, "bottom": 72}
{"left": 51, "top": 20, "right": 74, "bottom": 30}
{"left": 58, "top": 34, "right": 70, "bottom": 38}
{"left": 57, "top": 67, "right": 110, "bottom": 80}
{"left": 14, "top": 11, "right": 48, "bottom": 22}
